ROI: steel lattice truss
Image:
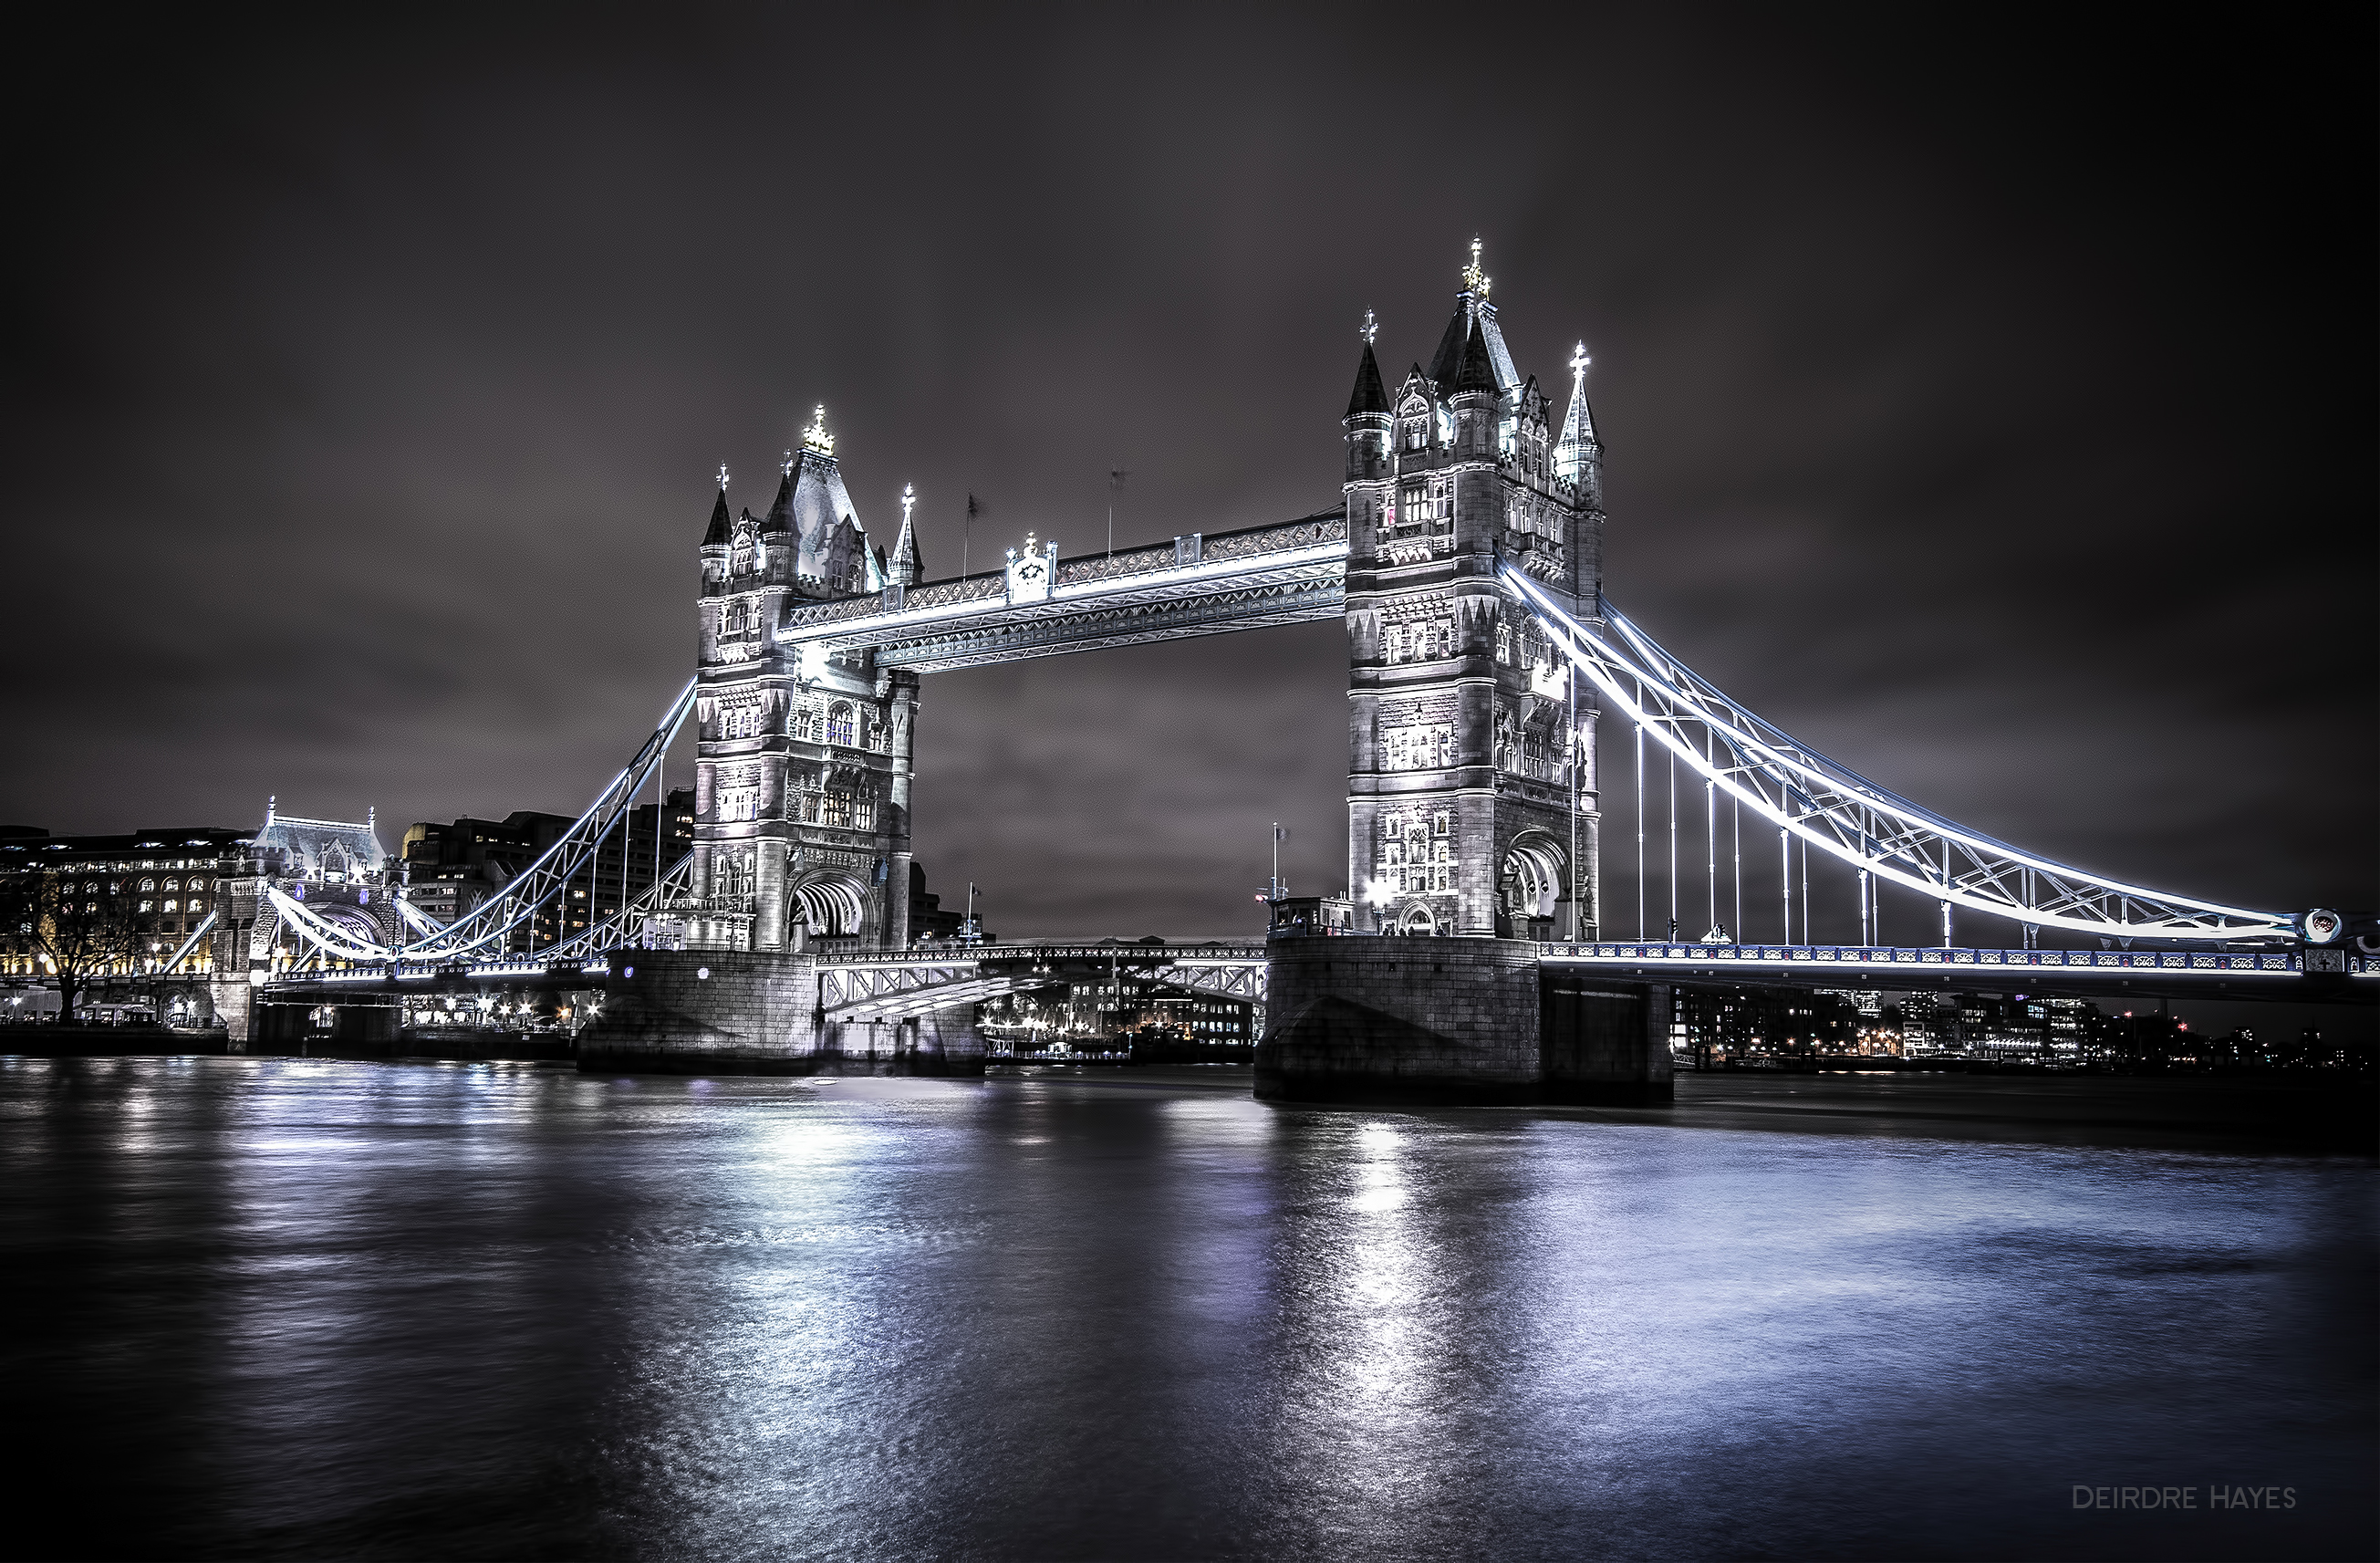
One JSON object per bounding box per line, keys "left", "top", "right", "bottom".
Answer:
{"left": 1498, "top": 564, "right": 2290, "bottom": 943}
{"left": 774, "top": 515, "right": 1349, "bottom": 673}
{"left": 543, "top": 851, "right": 697, "bottom": 961}
{"left": 401, "top": 678, "right": 697, "bottom": 959}
{"left": 817, "top": 943, "right": 1269, "bottom": 1021}
{"left": 262, "top": 680, "right": 699, "bottom": 968}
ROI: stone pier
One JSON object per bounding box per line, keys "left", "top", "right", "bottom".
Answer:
{"left": 1255, "top": 938, "right": 1671, "bottom": 1105}
{"left": 578, "top": 950, "right": 983, "bottom": 1077}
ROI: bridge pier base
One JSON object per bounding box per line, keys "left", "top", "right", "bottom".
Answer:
{"left": 1541, "top": 976, "right": 1675, "bottom": 1105}
{"left": 579, "top": 951, "right": 825, "bottom": 1075}
{"left": 579, "top": 951, "right": 988, "bottom": 1077}
{"left": 1256, "top": 938, "right": 1544, "bottom": 1104}
{"left": 1255, "top": 940, "right": 1674, "bottom": 1106}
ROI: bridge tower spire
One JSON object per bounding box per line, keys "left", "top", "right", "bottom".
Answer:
{"left": 1344, "top": 252, "right": 1601, "bottom": 940}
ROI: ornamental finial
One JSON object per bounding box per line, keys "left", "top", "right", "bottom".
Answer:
{"left": 802, "top": 404, "right": 835, "bottom": 456}
{"left": 1570, "top": 341, "right": 1590, "bottom": 380}
{"left": 1360, "top": 309, "right": 1378, "bottom": 345}
{"left": 716, "top": 463, "right": 730, "bottom": 492}
{"left": 781, "top": 448, "right": 795, "bottom": 476}
{"left": 900, "top": 483, "right": 915, "bottom": 526}
{"left": 1461, "top": 237, "right": 1490, "bottom": 298}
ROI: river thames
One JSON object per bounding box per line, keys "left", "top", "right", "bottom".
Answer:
{"left": 3, "top": 1058, "right": 2371, "bottom": 1560}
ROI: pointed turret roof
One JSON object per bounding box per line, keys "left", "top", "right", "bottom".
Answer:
{"left": 702, "top": 486, "right": 732, "bottom": 547}
{"left": 1346, "top": 340, "right": 1390, "bottom": 417}
{"left": 764, "top": 465, "right": 796, "bottom": 533}
{"left": 1554, "top": 342, "right": 1599, "bottom": 485}
{"left": 1452, "top": 318, "right": 1499, "bottom": 395}
{"left": 890, "top": 492, "right": 924, "bottom": 581}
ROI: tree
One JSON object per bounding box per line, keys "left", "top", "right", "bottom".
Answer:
{"left": 0, "top": 869, "right": 160, "bottom": 1025}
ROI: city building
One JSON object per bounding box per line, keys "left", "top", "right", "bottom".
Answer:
{"left": 1668, "top": 985, "right": 1859, "bottom": 1066}
{"left": 906, "top": 862, "right": 977, "bottom": 943}
{"left": 0, "top": 825, "right": 249, "bottom": 978}
{"left": 980, "top": 975, "right": 1256, "bottom": 1058}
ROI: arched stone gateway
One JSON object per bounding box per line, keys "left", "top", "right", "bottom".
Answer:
{"left": 791, "top": 872, "right": 868, "bottom": 940}
{"left": 1500, "top": 833, "right": 1567, "bottom": 936}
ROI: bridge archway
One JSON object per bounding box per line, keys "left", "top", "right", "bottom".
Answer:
{"left": 1502, "top": 834, "right": 1567, "bottom": 922}
{"left": 792, "top": 873, "right": 868, "bottom": 938}
{"left": 1396, "top": 901, "right": 1438, "bottom": 935}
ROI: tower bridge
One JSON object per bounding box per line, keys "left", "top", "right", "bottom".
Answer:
{"left": 210, "top": 245, "right": 2369, "bottom": 1096}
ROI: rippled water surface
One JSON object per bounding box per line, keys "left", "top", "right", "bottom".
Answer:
{"left": 2, "top": 1058, "right": 2371, "bottom": 1560}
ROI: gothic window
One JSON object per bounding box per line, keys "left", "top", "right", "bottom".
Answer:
{"left": 719, "top": 850, "right": 755, "bottom": 905}
{"left": 140, "top": 900, "right": 153, "bottom": 912}
{"left": 826, "top": 703, "right": 857, "bottom": 747}
{"left": 188, "top": 899, "right": 205, "bottom": 912}
{"left": 793, "top": 705, "right": 816, "bottom": 743}
{"left": 162, "top": 900, "right": 177, "bottom": 912}
{"left": 719, "top": 780, "right": 759, "bottom": 823}
{"left": 1387, "top": 626, "right": 1407, "bottom": 663}
{"left": 141, "top": 879, "right": 155, "bottom": 891}
{"left": 163, "top": 878, "right": 179, "bottom": 891}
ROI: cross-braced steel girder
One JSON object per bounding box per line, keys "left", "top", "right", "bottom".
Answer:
{"left": 775, "top": 514, "right": 1349, "bottom": 673}
{"left": 816, "top": 943, "right": 1268, "bottom": 1021}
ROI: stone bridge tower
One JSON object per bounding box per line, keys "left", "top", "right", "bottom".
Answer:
{"left": 1343, "top": 245, "right": 1603, "bottom": 939}
{"left": 690, "top": 408, "right": 922, "bottom": 953}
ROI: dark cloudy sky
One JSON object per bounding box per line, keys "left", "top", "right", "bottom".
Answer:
{"left": 5, "top": 8, "right": 2372, "bottom": 960}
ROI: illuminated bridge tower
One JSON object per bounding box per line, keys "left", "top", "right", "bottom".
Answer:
{"left": 689, "top": 408, "right": 922, "bottom": 953}
{"left": 1343, "top": 243, "right": 1603, "bottom": 941}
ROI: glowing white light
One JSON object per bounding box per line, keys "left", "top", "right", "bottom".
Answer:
{"left": 1500, "top": 563, "right": 2287, "bottom": 942}
{"left": 802, "top": 405, "right": 835, "bottom": 455}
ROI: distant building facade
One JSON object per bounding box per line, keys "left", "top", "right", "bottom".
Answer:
{"left": 0, "top": 825, "right": 247, "bottom": 979}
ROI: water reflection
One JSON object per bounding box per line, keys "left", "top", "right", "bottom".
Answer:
{"left": 0, "top": 1059, "right": 2369, "bottom": 1561}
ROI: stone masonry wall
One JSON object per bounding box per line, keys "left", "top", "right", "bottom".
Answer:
{"left": 578, "top": 949, "right": 823, "bottom": 1074}
{"left": 1257, "top": 937, "right": 1542, "bottom": 1104}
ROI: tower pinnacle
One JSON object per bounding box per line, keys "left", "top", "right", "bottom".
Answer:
{"left": 717, "top": 463, "right": 731, "bottom": 492}
{"left": 1461, "top": 236, "right": 1491, "bottom": 299}
{"left": 1361, "top": 308, "right": 1378, "bottom": 345}
{"left": 802, "top": 405, "right": 835, "bottom": 456}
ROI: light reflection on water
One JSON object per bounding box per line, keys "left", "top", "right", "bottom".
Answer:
{"left": 0, "top": 1058, "right": 2370, "bottom": 1561}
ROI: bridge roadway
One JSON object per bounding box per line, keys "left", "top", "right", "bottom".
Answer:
{"left": 273, "top": 936, "right": 2367, "bottom": 1013}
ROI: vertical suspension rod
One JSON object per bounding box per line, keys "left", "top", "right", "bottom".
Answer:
{"left": 1704, "top": 728, "right": 1716, "bottom": 943}
{"left": 1667, "top": 739, "right": 1678, "bottom": 943}
{"left": 1634, "top": 715, "right": 1645, "bottom": 942}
